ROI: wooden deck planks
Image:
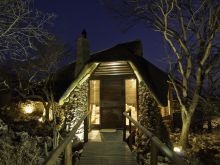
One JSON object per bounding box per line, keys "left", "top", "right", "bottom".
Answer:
{"left": 79, "top": 130, "right": 138, "bottom": 165}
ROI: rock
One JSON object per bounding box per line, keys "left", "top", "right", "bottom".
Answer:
{"left": 62, "top": 82, "right": 89, "bottom": 136}
{"left": 146, "top": 153, "right": 151, "bottom": 158}
{"left": 37, "top": 157, "right": 45, "bottom": 165}
{"left": 158, "top": 163, "right": 170, "bottom": 165}
{"left": 164, "top": 157, "right": 171, "bottom": 163}
{"left": 0, "top": 119, "right": 8, "bottom": 133}
{"left": 158, "top": 156, "right": 165, "bottom": 162}
{"left": 15, "top": 131, "right": 29, "bottom": 142}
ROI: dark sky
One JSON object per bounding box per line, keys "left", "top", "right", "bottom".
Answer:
{"left": 35, "top": 0, "right": 167, "bottom": 70}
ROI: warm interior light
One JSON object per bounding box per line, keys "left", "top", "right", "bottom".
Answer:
{"left": 90, "top": 80, "right": 100, "bottom": 125}
{"left": 125, "top": 79, "right": 137, "bottom": 125}
{"left": 23, "top": 104, "right": 33, "bottom": 114}
{"left": 173, "top": 146, "right": 182, "bottom": 153}
{"left": 91, "top": 104, "right": 100, "bottom": 124}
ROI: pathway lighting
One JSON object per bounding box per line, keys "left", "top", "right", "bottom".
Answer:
{"left": 23, "top": 104, "right": 34, "bottom": 114}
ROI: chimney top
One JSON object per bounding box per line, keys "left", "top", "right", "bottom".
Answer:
{"left": 82, "top": 29, "right": 87, "bottom": 38}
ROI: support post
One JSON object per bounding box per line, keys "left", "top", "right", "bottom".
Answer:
{"left": 123, "top": 114, "right": 126, "bottom": 141}
{"left": 65, "top": 142, "right": 72, "bottom": 165}
{"left": 150, "top": 142, "right": 158, "bottom": 165}
{"left": 84, "top": 116, "right": 88, "bottom": 143}
{"left": 129, "top": 111, "right": 131, "bottom": 134}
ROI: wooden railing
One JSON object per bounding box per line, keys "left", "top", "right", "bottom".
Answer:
{"left": 123, "top": 112, "right": 186, "bottom": 165}
{"left": 43, "top": 110, "right": 91, "bottom": 165}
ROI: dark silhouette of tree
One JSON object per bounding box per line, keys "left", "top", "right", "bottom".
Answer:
{"left": 0, "top": 38, "right": 71, "bottom": 149}
{"left": 9, "top": 39, "right": 71, "bottom": 122}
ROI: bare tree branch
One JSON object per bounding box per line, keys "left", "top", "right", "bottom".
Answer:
{"left": 0, "top": 0, "right": 55, "bottom": 61}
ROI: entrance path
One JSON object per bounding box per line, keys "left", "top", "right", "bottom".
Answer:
{"left": 79, "top": 130, "right": 138, "bottom": 165}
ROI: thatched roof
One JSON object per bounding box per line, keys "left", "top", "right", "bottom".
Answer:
{"left": 54, "top": 40, "right": 169, "bottom": 106}
{"left": 53, "top": 62, "right": 76, "bottom": 101}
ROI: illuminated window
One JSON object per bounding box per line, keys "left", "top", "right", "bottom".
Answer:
{"left": 125, "top": 79, "right": 137, "bottom": 125}
{"left": 89, "top": 80, "right": 100, "bottom": 125}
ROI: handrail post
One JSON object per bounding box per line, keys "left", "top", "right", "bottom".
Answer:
{"left": 123, "top": 110, "right": 132, "bottom": 141}
{"left": 123, "top": 112, "right": 126, "bottom": 141}
{"left": 84, "top": 115, "right": 88, "bottom": 143}
{"left": 128, "top": 110, "right": 131, "bottom": 134}
{"left": 65, "top": 142, "right": 72, "bottom": 165}
{"left": 150, "top": 142, "right": 158, "bottom": 165}
{"left": 44, "top": 110, "right": 92, "bottom": 165}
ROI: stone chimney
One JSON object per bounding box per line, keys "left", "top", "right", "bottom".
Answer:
{"left": 74, "top": 29, "right": 90, "bottom": 77}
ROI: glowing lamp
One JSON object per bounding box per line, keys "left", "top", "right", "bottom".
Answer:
{"left": 38, "top": 117, "right": 43, "bottom": 122}
{"left": 173, "top": 146, "right": 182, "bottom": 153}
{"left": 23, "top": 104, "right": 33, "bottom": 114}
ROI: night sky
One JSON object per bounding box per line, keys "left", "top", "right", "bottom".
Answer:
{"left": 35, "top": 0, "right": 167, "bottom": 70}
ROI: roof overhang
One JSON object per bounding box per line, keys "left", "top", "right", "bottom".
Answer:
{"left": 57, "top": 39, "right": 168, "bottom": 106}
{"left": 58, "top": 60, "right": 166, "bottom": 106}
{"left": 59, "top": 62, "right": 98, "bottom": 105}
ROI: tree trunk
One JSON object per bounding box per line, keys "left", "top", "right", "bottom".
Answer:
{"left": 45, "top": 106, "right": 50, "bottom": 123}
{"left": 208, "top": 119, "right": 212, "bottom": 132}
{"left": 53, "top": 129, "right": 58, "bottom": 150}
{"left": 179, "top": 114, "right": 192, "bottom": 149}
{"left": 44, "top": 101, "right": 51, "bottom": 123}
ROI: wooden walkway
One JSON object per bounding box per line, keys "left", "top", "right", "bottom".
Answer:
{"left": 79, "top": 130, "right": 138, "bottom": 165}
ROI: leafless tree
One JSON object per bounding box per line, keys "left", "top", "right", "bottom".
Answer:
{"left": 0, "top": 0, "right": 57, "bottom": 123}
{"left": 0, "top": 0, "right": 67, "bottom": 150}
{"left": 0, "top": 0, "right": 55, "bottom": 62}
{"left": 104, "top": 0, "right": 220, "bottom": 149}
{"left": 5, "top": 39, "right": 71, "bottom": 149}
{"left": 9, "top": 39, "right": 71, "bottom": 122}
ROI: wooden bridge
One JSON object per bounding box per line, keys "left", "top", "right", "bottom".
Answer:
{"left": 43, "top": 111, "right": 186, "bottom": 165}
{"left": 79, "top": 130, "right": 137, "bottom": 165}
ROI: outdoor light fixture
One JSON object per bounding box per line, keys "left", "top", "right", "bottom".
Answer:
{"left": 38, "top": 117, "right": 43, "bottom": 122}
{"left": 23, "top": 104, "right": 34, "bottom": 114}
{"left": 173, "top": 146, "right": 182, "bottom": 153}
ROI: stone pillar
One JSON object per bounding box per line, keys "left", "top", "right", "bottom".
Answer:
{"left": 74, "top": 30, "right": 90, "bottom": 77}
{"left": 63, "top": 80, "right": 89, "bottom": 138}
{"left": 136, "top": 81, "right": 171, "bottom": 155}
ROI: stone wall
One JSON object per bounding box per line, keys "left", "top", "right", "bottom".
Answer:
{"left": 137, "top": 81, "right": 171, "bottom": 153}
{"left": 63, "top": 80, "right": 88, "bottom": 136}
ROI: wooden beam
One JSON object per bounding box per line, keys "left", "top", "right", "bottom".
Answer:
{"left": 99, "top": 62, "right": 127, "bottom": 66}
{"left": 96, "top": 68, "right": 131, "bottom": 71}
{"left": 95, "top": 70, "right": 132, "bottom": 73}
{"left": 94, "top": 73, "right": 133, "bottom": 76}
{"left": 90, "top": 74, "right": 136, "bottom": 80}
{"left": 98, "top": 65, "right": 130, "bottom": 69}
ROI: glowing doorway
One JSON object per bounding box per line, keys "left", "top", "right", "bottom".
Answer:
{"left": 89, "top": 80, "right": 100, "bottom": 128}
{"left": 125, "top": 79, "right": 137, "bottom": 125}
